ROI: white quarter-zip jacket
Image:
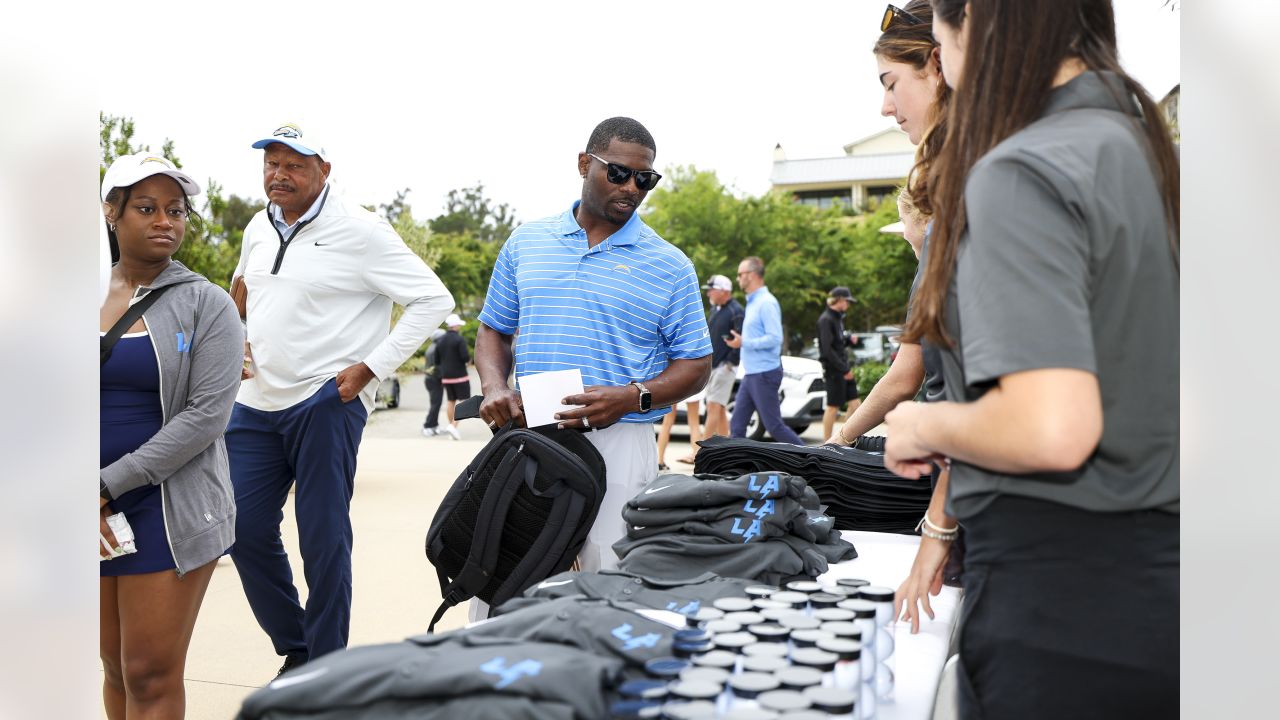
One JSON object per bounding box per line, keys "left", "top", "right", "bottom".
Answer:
{"left": 234, "top": 186, "right": 453, "bottom": 413}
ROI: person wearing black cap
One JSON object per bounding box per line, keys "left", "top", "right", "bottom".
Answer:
{"left": 817, "top": 287, "right": 861, "bottom": 441}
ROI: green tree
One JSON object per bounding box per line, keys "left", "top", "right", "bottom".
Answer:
{"left": 379, "top": 187, "right": 413, "bottom": 226}
{"left": 643, "top": 167, "right": 918, "bottom": 353}
{"left": 428, "top": 183, "right": 517, "bottom": 242}
{"left": 100, "top": 112, "right": 181, "bottom": 180}
{"left": 376, "top": 188, "right": 499, "bottom": 308}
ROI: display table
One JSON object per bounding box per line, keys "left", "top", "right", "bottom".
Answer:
{"left": 819, "top": 530, "right": 963, "bottom": 720}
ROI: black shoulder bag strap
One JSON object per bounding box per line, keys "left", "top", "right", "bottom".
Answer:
{"left": 101, "top": 285, "right": 173, "bottom": 366}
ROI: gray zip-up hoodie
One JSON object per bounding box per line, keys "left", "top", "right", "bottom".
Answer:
{"left": 101, "top": 261, "right": 243, "bottom": 576}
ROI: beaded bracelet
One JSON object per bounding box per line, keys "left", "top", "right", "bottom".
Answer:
{"left": 915, "top": 514, "right": 959, "bottom": 541}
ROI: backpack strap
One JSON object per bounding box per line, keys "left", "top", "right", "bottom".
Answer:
{"left": 489, "top": 489, "right": 586, "bottom": 607}
{"left": 454, "top": 395, "right": 483, "bottom": 421}
{"left": 101, "top": 285, "right": 173, "bottom": 366}
{"left": 427, "top": 442, "right": 529, "bottom": 632}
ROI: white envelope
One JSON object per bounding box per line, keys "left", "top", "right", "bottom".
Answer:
{"left": 518, "top": 369, "right": 585, "bottom": 428}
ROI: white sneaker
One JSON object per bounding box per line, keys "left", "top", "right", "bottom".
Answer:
{"left": 422, "top": 427, "right": 439, "bottom": 437}
{"left": 445, "top": 424, "right": 462, "bottom": 441}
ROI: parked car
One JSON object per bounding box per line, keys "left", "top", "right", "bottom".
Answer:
{"left": 374, "top": 375, "right": 401, "bottom": 410}
{"left": 671, "top": 355, "right": 826, "bottom": 441}
{"left": 848, "top": 331, "right": 892, "bottom": 365}
{"left": 803, "top": 330, "right": 894, "bottom": 366}
{"left": 876, "top": 325, "right": 903, "bottom": 363}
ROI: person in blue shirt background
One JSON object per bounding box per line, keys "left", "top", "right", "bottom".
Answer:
{"left": 725, "top": 255, "right": 805, "bottom": 445}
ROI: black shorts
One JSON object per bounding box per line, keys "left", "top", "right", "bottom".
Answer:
{"left": 444, "top": 381, "right": 471, "bottom": 401}
{"left": 823, "top": 370, "right": 858, "bottom": 407}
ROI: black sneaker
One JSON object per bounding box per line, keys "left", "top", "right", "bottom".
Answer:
{"left": 276, "top": 653, "right": 307, "bottom": 678}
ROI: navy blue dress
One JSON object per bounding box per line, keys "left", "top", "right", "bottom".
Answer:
{"left": 100, "top": 332, "right": 176, "bottom": 576}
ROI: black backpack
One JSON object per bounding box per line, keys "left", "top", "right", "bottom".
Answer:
{"left": 425, "top": 396, "right": 607, "bottom": 632}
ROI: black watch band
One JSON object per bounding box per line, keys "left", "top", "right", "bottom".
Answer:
{"left": 100, "top": 478, "right": 112, "bottom": 501}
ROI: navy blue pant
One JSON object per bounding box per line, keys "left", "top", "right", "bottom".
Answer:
{"left": 226, "top": 379, "right": 367, "bottom": 662}
{"left": 730, "top": 367, "right": 804, "bottom": 444}
{"left": 423, "top": 374, "right": 443, "bottom": 429}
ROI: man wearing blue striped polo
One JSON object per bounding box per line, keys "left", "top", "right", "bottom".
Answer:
{"left": 476, "top": 116, "right": 712, "bottom": 574}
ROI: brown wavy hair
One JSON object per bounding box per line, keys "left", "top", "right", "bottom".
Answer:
{"left": 903, "top": 0, "right": 1180, "bottom": 346}
{"left": 873, "top": 0, "right": 950, "bottom": 219}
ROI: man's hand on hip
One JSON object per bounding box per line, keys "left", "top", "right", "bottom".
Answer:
{"left": 336, "top": 362, "right": 376, "bottom": 402}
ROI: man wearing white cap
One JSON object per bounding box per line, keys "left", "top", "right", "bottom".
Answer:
{"left": 226, "top": 123, "right": 454, "bottom": 673}
{"left": 436, "top": 313, "right": 472, "bottom": 440}
{"left": 701, "top": 274, "right": 744, "bottom": 443}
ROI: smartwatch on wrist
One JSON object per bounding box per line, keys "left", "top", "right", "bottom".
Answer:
{"left": 100, "top": 478, "right": 112, "bottom": 501}
{"left": 630, "top": 381, "right": 652, "bottom": 412}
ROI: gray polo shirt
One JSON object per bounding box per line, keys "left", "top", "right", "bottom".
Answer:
{"left": 942, "top": 71, "right": 1178, "bottom": 518}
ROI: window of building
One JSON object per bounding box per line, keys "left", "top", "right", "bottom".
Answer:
{"left": 866, "top": 185, "right": 898, "bottom": 205}
{"left": 793, "top": 190, "right": 852, "bottom": 210}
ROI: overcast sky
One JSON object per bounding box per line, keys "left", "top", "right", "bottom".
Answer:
{"left": 101, "top": 0, "right": 1179, "bottom": 225}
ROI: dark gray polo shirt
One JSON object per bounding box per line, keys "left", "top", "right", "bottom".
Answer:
{"left": 942, "top": 71, "right": 1178, "bottom": 518}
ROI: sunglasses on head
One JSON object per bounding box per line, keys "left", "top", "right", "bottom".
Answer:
{"left": 586, "top": 153, "right": 662, "bottom": 192}
{"left": 881, "top": 3, "right": 926, "bottom": 32}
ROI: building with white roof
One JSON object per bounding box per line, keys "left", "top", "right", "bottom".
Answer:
{"left": 769, "top": 127, "right": 915, "bottom": 210}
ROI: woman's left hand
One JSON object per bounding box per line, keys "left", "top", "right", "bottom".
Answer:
{"left": 895, "top": 535, "right": 951, "bottom": 634}
{"left": 884, "top": 401, "right": 943, "bottom": 479}
{"left": 99, "top": 505, "right": 119, "bottom": 559}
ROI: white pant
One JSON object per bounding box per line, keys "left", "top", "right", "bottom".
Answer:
{"left": 578, "top": 421, "right": 658, "bottom": 572}
{"left": 468, "top": 420, "right": 657, "bottom": 622}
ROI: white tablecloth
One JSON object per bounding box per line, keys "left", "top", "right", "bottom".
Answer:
{"left": 818, "top": 530, "right": 963, "bottom": 720}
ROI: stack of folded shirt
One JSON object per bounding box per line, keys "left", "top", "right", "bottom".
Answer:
{"left": 692, "top": 435, "right": 932, "bottom": 534}
{"left": 238, "top": 631, "right": 623, "bottom": 719}
{"left": 467, "top": 595, "right": 685, "bottom": 676}
{"left": 612, "top": 471, "right": 856, "bottom": 585}
{"left": 507, "top": 568, "right": 760, "bottom": 616}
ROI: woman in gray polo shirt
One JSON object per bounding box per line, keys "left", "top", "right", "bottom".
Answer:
{"left": 882, "top": 1, "right": 1179, "bottom": 717}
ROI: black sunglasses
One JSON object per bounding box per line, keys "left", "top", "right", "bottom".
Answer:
{"left": 881, "top": 3, "right": 926, "bottom": 32}
{"left": 586, "top": 153, "right": 662, "bottom": 192}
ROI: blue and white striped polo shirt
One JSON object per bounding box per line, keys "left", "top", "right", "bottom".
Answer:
{"left": 479, "top": 201, "right": 712, "bottom": 423}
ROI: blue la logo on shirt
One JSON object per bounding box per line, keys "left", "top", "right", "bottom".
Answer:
{"left": 611, "top": 623, "right": 661, "bottom": 651}
{"left": 176, "top": 331, "right": 193, "bottom": 352}
{"left": 479, "top": 657, "right": 542, "bottom": 689}
{"left": 732, "top": 476, "right": 780, "bottom": 543}
{"left": 747, "top": 474, "right": 781, "bottom": 497}
{"left": 667, "top": 599, "right": 701, "bottom": 615}
{"left": 743, "top": 498, "right": 776, "bottom": 519}
{"left": 731, "top": 517, "right": 764, "bottom": 543}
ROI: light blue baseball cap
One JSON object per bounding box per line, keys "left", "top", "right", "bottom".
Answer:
{"left": 251, "top": 123, "right": 326, "bottom": 159}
